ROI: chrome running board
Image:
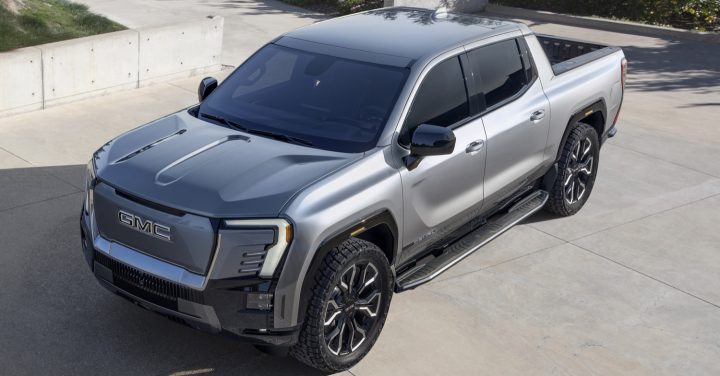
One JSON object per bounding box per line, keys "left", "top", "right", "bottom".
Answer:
{"left": 396, "top": 190, "right": 548, "bottom": 291}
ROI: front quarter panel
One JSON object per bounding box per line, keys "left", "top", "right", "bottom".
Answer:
{"left": 274, "top": 147, "right": 402, "bottom": 328}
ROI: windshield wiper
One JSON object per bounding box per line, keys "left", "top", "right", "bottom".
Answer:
{"left": 199, "top": 112, "right": 249, "bottom": 132}
{"left": 200, "top": 112, "right": 313, "bottom": 147}
{"left": 244, "top": 128, "right": 314, "bottom": 147}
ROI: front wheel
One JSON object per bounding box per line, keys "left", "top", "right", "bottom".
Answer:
{"left": 546, "top": 122, "right": 600, "bottom": 216}
{"left": 290, "top": 238, "right": 393, "bottom": 373}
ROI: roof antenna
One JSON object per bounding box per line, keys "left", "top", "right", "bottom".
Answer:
{"left": 433, "top": 6, "right": 449, "bottom": 19}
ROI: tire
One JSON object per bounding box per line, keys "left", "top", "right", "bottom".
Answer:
{"left": 290, "top": 238, "right": 393, "bottom": 373}
{"left": 546, "top": 122, "right": 600, "bottom": 216}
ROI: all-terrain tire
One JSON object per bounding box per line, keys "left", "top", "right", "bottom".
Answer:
{"left": 546, "top": 122, "right": 600, "bottom": 216}
{"left": 290, "top": 238, "right": 393, "bottom": 373}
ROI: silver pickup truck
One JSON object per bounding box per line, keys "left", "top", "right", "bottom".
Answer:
{"left": 80, "top": 7, "right": 626, "bottom": 372}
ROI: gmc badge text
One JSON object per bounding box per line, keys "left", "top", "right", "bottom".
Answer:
{"left": 80, "top": 7, "right": 626, "bottom": 373}
{"left": 118, "top": 210, "right": 171, "bottom": 241}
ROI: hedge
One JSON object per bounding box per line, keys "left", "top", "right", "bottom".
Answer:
{"left": 281, "top": 0, "right": 718, "bottom": 31}
{"left": 283, "top": 0, "right": 383, "bottom": 15}
{"left": 493, "top": 0, "right": 719, "bottom": 31}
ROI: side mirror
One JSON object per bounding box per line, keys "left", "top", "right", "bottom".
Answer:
{"left": 403, "top": 124, "right": 456, "bottom": 171}
{"left": 198, "top": 77, "right": 218, "bottom": 102}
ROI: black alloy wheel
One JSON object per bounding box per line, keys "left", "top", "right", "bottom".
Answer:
{"left": 323, "top": 261, "right": 382, "bottom": 356}
{"left": 564, "top": 136, "right": 594, "bottom": 205}
{"left": 291, "top": 238, "right": 393, "bottom": 373}
{"left": 546, "top": 122, "right": 600, "bottom": 216}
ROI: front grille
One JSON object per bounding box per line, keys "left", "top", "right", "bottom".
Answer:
{"left": 95, "top": 251, "right": 203, "bottom": 310}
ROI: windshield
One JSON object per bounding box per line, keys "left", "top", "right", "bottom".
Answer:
{"left": 198, "top": 44, "right": 409, "bottom": 153}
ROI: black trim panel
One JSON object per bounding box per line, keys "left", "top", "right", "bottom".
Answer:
{"left": 556, "top": 100, "right": 607, "bottom": 162}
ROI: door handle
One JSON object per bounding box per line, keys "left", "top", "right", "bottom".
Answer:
{"left": 530, "top": 109, "right": 546, "bottom": 122}
{"left": 465, "top": 140, "right": 484, "bottom": 153}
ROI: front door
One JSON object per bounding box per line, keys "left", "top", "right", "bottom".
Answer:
{"left": 398, "top": 56, "right": 487, "bottom": 263}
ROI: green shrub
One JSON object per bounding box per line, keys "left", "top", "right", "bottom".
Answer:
{"left": 493, "top": 0, "right": 719, "bottom": 31}
{"left": 282, "top": 0, "right": 383, "bottom": 15}
{"left": 0, "top": 0, "right": 126, "bottom": 52}
{"left": 281, "top": 0, "right": 337, "bottom": 10}
{"left": 337, "top": 0, "right": 384, "bottom": 14}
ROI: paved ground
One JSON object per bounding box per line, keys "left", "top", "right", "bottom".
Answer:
{"left": 1, "top": 2, "right": 720, "bottom": 375}
{"left": 74, "top": 0, "right": 324, "bottom": 67}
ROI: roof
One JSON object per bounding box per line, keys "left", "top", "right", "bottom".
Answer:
{"left": 282, "top": 7, "right": 521, "bottom": 62}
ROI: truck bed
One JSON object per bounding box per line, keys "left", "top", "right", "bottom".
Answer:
{"left": 537, "top": 35, "right": 622, "bottom": 76}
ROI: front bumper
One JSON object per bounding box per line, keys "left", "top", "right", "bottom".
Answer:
{"left": 80, "top": 210, "right": 299, "bottom": 346}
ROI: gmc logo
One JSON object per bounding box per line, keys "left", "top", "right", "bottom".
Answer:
{"left": 118, "top": 210, "right": 171, "bottom": 242}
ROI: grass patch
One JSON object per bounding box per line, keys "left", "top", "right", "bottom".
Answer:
{"left": 0, "top": 0, "right": 126, "bottom": 52}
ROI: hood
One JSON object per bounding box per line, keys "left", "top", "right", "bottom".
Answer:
{"left": 94, "top": 110, "right": 362, "bottom": 218}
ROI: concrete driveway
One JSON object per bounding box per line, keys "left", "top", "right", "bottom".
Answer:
{"left": 73, "top": 0, "right": 325, "bottom": 67}
{"left": 1, "top": 3, "right": 719, "bottom": 375}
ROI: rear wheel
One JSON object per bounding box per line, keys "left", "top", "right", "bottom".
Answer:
{"left": 290, "top": 238, "right": 393, "bottom": 373}
{"left": 546, "top": 122, "right": 600, "bottom": 216}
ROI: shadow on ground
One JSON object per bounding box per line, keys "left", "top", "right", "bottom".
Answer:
{"left": 0, "top": 165, "right": 324, "bottom": 376}
{"left": 520, "top": 209, "right": 557, "bottom": 226}
{"left": 512, "top": 19, "right": 720, "bottom": 95}
{"left": 206, "top": 0, "right": 328, "bottom": 19}
{"left": 622, "top": 41, "right": 720, "bottom": 94}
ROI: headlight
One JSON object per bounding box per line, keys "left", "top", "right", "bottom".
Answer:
{"left": 84, "top": 158, "right": 97, "bottom": 214}
{"left": 223, "top": 218, "right": 293, "bottom": 278}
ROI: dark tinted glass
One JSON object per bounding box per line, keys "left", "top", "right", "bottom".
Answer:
{"left": 401, "top": 57, "right": 469, "bottom": 145}
{"left": 199, "top": 44, "right": 409, "bottom": 153}
{"left": 518, "top": 39, "right": 536, "bottom": 83}
{"left": 467, "top": 39, "right": 527, "bottom": 109}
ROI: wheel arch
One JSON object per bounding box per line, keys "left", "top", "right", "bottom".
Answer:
{"left": 555, "top": 99, "right": 607, "bottom": 162}
{"left": 294, "top": 210, "right": 398, "bottom": 327}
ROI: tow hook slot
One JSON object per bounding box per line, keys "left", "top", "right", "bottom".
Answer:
{"left": 247, "top": 293, "right": 273, "bottom": 310}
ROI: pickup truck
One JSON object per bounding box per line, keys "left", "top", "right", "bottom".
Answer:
{"left": 80, "top": 7, "right": 626, "bottom": 372}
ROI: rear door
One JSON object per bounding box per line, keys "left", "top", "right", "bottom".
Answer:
{"left": 466, "top": 38, "right": 551, "bottom": 206}
{"left": 398, "top": 56, "right": 487, "bottom": 262}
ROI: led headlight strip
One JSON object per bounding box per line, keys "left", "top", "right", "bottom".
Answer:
{"left": 223, "top": 218, "right": 293, "bottom": 278}
{"left": 84, "top": 158, "right": 97, "bottom": 214}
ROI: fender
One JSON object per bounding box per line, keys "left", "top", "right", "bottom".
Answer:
{"left": 555, "top": 99, "right": 607, "bottom": 162}
{"left": 294, "top": 210, "right": 398, "bottom": 326}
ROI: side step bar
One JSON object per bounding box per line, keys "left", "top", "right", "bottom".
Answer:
{"left": 396, "top": 190, "right": 549, "bottom": 291}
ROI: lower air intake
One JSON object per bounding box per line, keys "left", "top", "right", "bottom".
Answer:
{"left": 95, "top": 251, "right": 203, "bottom": 310}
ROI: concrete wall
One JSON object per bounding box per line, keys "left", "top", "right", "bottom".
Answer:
{"left": 0, "top": 17, "right": 224, "bottom": 117}
{"left": 384, "top": 0, "right": 488, "bottom": 12}
{"left": 41, "top": 30, "right": 139, "bottom": 107}
{"left": 0, "top": 48, "right": 43, "bottom": 117}
{"left": 139, "top": 16, "right": 224, "bottom": 86}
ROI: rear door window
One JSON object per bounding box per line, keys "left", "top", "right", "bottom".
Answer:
{"left": 467, "top": 39, "right": 528, "bottom": 110}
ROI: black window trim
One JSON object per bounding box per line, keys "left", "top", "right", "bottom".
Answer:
{"left": 518, "top": 36, "right": 539, "bottom": 86}
{"left": 397, "top": 55, "right": 474, "bottom": 148}
{"left": 467, "top": 37, "right": 539, "bottom": 118}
